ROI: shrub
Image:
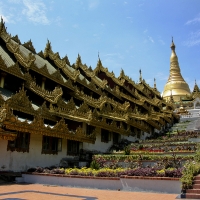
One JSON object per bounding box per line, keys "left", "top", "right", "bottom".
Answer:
{"left": 181, "top": 161, "right": 200, "bottom": 189}
{"left": 194, "top": 144, "right": 200, "bottom": 162}
{"left": 90, "top": 160, "right": 100, "bottom": 170}
{"left": 124, "top": 145, "right": 131, "bottom": 155}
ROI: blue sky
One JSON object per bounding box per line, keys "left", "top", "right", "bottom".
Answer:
{"left": 0, "top": 0, "right": 200, "bottom": 93}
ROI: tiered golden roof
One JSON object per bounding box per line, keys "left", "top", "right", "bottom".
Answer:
{"left": 0, "top": 18, "right": 176, "bottom": 143}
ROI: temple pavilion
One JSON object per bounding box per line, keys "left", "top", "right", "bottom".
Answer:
{"left": 0, "top": 18, "right": 175, "bottom": 171}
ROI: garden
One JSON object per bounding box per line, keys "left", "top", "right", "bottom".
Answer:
{"left": 26, "top": 123, "right": 200, "bottom": 191}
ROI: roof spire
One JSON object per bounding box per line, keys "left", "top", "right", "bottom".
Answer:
{"left": 193, "top": 79, "right": 199, "bottom": 93}
{"left": 171, "top": 36, "right": 175, "bottom": 50}
{"left": 44, "top": 39, "right": 52, "bottom": 58}
{"left": 154, "top": 78, "right": 157, "bottom": 90}
{"left": 0, "top": 16, "right": 5, "bottom": 32}
{"left": 139, "top": 69, "right": 142, "bottom": 83}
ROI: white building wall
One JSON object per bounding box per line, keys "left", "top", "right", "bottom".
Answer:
{"left": 0, "top": 130, "right": 141, "bottom": 171}
{"left": 83, "top": 131, "right": 113, "bottom": 152}
{"left": 0, "top": 133, "right": 67, "bottom": 172}
{"left": 83, "top": 131, "right": 137, "bottom": 153}
{"left": 120, "top": 135, "right": 136, "bottom": 142}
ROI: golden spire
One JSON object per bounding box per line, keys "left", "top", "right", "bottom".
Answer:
{"left": 163, "top": 38, "right": 191, "bottom": 101}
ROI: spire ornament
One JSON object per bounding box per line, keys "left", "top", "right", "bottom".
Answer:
{"left": 154, "top": 78, "right": 157, "bottom": 90}
{"left": 139, "top": 69, "right": 142, "bottom": 83}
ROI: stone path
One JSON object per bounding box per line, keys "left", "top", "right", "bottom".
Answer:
{"left": 0, "top": 183, "right": 180, "bottom": 200}
{"left": 186, "top": 118, "right": 200, "bottom": 131}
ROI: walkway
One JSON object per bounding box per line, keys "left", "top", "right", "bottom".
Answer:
{"left": 0, "top": 183, "right": 180, "bottom": 200}
{"left": 186, "top": 118, "right": 200, "bottom": 131}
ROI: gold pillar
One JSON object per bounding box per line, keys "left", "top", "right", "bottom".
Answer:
{"left": 41, "top": 77, "right": 46, "bottom": 90}
{"left": 0, "top": 72, "right": 6, "bottom": 88}
{"left": 83, "top": 122, "right": 87, "bottom": 134}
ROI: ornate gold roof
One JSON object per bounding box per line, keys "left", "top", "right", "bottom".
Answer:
{"left": 0, "top": 103, "right": 96, "bottom": 143}
{"left": 0, "top": 18, "right": 176, "bottom": 139}
{"left": 163, "top": 38, "right": 191, "bottom": 101}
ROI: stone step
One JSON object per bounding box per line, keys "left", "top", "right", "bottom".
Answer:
{"left": 194, "top": 180, "right": 200, "bottom": 184}
{"left": 187, "top": 189, "right": 200, "bottom": 194}
{"left": 194, "top": 176, "right": 200, "bottom": 180}
{"left": 192, "top": 184, "right": 200, "bottom": 189}
{"left": 186, "top": 193, "right": 200, "bottom": 199}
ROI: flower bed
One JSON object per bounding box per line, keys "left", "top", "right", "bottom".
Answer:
{"left": 27, "top": 166, "right": 183, "bottom": 178}
{"left": 114, "top": 150, "right": 195, "bottom": 154}
{"left": 93, "top": 154, "right": 194, "bottom": 163}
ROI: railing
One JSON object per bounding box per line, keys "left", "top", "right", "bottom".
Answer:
{"left": 180, "top": 113, "right": 200, "bottom": 118}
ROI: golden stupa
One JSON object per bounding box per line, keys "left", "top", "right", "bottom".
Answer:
{"left": 163, "top": 38, "right": 191, "bottom": 102}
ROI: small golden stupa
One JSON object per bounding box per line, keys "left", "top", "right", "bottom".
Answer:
{"left": 163, "top": 38, "right": 191, "bottom": 102}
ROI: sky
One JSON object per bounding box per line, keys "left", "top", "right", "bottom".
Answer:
{"left": 0, "top": 0, "right": 200, "bottom": 93}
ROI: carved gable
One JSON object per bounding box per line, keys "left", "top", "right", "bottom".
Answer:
{"left": 7, "top": 86, "right": 35, "bottom": 114}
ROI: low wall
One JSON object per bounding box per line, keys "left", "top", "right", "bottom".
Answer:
{"left": 120, "top": 176, "right": 181, "bottom": 193}
{"left": 20, "top": 173, "right": 181, "bottom": 194}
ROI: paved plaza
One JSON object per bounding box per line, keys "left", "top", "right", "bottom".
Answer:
{"left": 0, "top": 183, "right": 180, "bottom": 200}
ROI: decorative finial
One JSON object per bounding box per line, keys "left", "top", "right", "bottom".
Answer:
{"left": 139, "top": 69, "right": 142, "bottom": 82}
{"left": 98, "top": 51, "right": 99, "bottom": 59}
{"left": 0, "top": 16, "right": 5, "bottom": 32}
{"left": 171, "top": 37, "right": 175, "bottom": 50}
{"left": 154, "top": 78, "right": 157, "bottom": 89}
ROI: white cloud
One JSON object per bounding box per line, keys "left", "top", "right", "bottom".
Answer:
{"left": 103, "top": 53, "right": 124, "bottom": 60}
{"left": 0, "top": 14, "right": 11, "bottom": 23}
{"left": 143, "top": 29, "right": 148, "bottom": 34}
{"left": 185, "top": 14, "right": 200, "bottom": 25}
{"left": 22, "top": 0, "right": 50, "bottom": 25}
{"left": 145, "top": 78, "right": 153, "bottom": 86}
{"left": 72, "top": 24, "right": 79, "bottom": 28}
{"left": 155, "top": 72, "right": 168, "bottom": 81}
{"left": 8, "top": 0, "right": 22, "bottom": 3}
{"left": 185, "top": 78, "right": 196, "bottom": 91}
{"left": 158, "top": 39, "right": 165, "bottom": 45}
{"left": 148, "top": 36, "right": 154, "bottom": 43}
{"left": 183, "top": 30, "right": 200, "bottom": 47}
{"left": 88, "top": 0, "right": 99, "bottom": 10}
{"left": 54, "top": 16, "right": 62, "bottom": 26}
{"left": 0, "top": 2, "right": 15, "bottom": 23}
{"left": 93, "top": 33, "right": 100, "bottom": 40}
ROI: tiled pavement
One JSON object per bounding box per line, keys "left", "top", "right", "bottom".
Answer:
{"left": 0, "top": 183, "right": 180, "bottom": 200}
